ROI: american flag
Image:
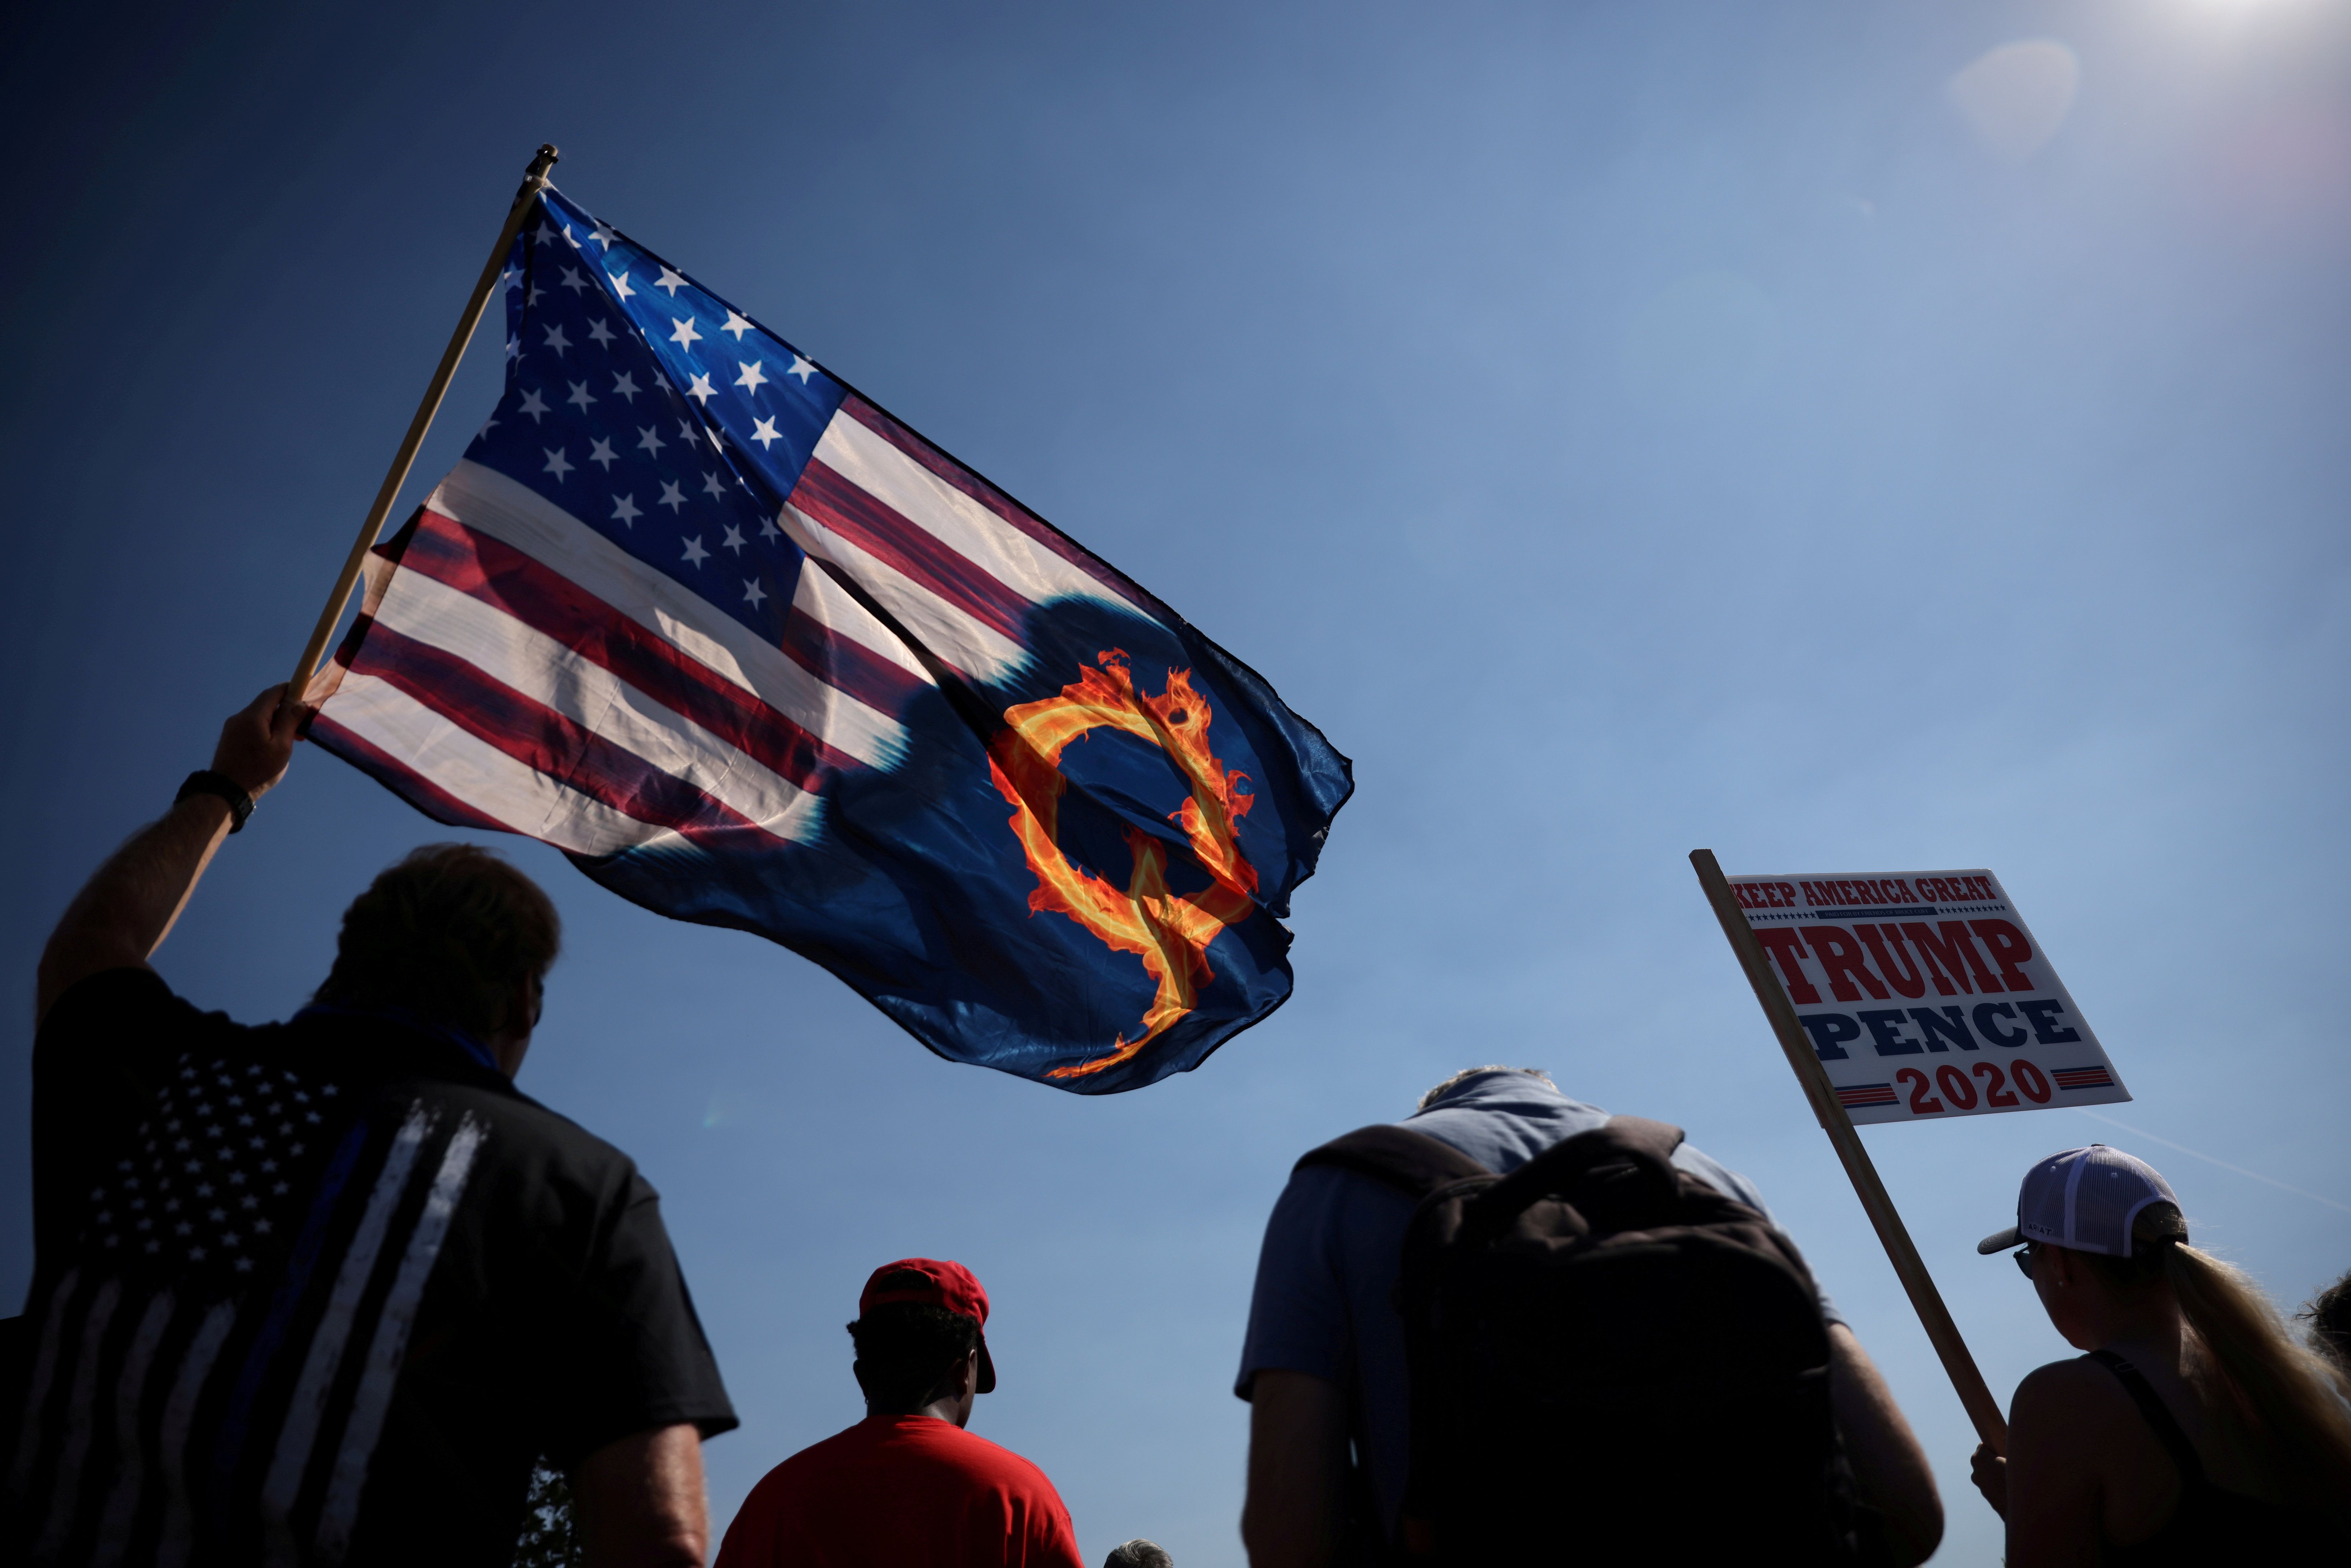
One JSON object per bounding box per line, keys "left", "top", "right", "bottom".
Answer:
{"left": 305, "top": 186, "right": 1351, "bottom": 1091}
{"left": 8, "top": 1053, "right": 484, "bottom": 1565}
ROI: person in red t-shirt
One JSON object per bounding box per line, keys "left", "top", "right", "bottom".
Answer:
{"left": 716, "top": 1258, "right": 1086, "bottom": 1568}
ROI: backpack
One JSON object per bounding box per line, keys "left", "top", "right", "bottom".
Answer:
{"left": 1298, "top": 1115, "right": 1888, "bottom": 1566}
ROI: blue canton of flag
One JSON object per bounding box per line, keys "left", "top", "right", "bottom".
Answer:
{"left": 304, "top": 185, "right": 1353, "bottom": 1091}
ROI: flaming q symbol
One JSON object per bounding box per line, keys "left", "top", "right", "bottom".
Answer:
{"left": 987, "top": 650, "right": 1260, "bottom": 1080}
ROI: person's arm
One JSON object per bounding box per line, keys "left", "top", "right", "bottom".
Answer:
{"left": 575, "top": 1423, "right": 709, "bottom": 1568}
{"left": 1240, "top": 1368, "right": 1348, "bottom": 1568}
{"left": 36, "top": 686, "right": 300, "bottom": 1024}
{"left": 1827, "top": 1324, "right": 1943, "bottom": 1567}
{"left": 1999, "top": 1362, "right": 2112, "bottom": 1568}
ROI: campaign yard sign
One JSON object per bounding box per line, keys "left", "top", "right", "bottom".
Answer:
{"left": 1729, "top": 868, "right": 2129, "bottom": 1126}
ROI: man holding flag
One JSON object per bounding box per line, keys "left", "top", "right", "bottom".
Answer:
{"left": 8, "top": 150, "right": 1350, "bottom": 1565}
{"left": 7, "top": 688, "right": 735, "bottom": 1567}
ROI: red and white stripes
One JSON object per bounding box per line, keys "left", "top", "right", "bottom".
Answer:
{"left": 309, "top": 392, "right": 1166, "bottom": 866}
{"left": 783, "top": 396, "right": 1152, "bottom": 685}
{"left": 309, "top": 456, "right": 925, "bottom": 857}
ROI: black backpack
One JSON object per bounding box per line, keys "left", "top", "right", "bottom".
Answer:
{"left": 1298, "top": 1115, "right": 1887, "bottom": 1566}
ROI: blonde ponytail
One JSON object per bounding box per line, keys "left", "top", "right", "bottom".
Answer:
{"left": 2158, "top": 1234, "right": 2351, "bottom": 1521}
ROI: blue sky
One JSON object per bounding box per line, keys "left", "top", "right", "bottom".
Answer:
{"left": 5, "top": 3, "right": 2348, "bottom": 1563}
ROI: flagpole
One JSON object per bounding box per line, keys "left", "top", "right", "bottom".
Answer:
{"left": 1688, "top": 848, "right": 2009, "bottom": 1452}
{"left": 281, "top": 143, "right": 561, "bottom": 710}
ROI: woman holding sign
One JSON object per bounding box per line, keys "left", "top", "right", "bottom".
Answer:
{"left": 1968, "top": 1146, "right": 2351, "bottom": 1562}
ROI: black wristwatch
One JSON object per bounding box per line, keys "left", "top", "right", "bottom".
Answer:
{"left": 175, "top": 770, "right": 256, "bottom": 833}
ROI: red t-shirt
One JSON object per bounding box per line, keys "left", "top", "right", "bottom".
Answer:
{"left": 715, "top": 1413, "right": 1086, "bottom": 1568}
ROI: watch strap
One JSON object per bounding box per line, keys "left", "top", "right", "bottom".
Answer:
{"left": 175, "top": 770, "right": 255, "bottom": 833}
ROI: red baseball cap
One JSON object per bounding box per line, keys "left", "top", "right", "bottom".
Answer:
{"left": 858, "top": 1258, "right": 997, "bottom": 1393}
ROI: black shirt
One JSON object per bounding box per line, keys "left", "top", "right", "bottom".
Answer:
{"left": 6, "top": 968, "right": 736, "bottom": 1567}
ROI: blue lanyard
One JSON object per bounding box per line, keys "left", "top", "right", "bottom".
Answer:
{"left": 292, "top": 1003, "right": 502, "bottom": 1075}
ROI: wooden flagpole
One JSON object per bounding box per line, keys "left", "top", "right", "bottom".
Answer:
{"left": 1688, "top": 848, "right": 2009, "bottom": 1450}
{"left": 281, "top": 143, "right": 562, "bottom": 710}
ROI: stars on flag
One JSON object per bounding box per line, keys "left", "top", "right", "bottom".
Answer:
{"left": 89, "top": 1057, "right": 344, "bottom": 1272}
{"left": 470, "top": 190, "right": 847, "bottom": 648}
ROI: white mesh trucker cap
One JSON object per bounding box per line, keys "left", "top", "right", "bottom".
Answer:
{"left": 1976, "top": 1144, "right": 2181, "bottom": 1258}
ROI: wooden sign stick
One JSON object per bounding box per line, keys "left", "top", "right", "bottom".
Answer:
{"left": 281, "top": 143, "right": 561, "bottom": 709}
{"left": 1688, "top": 848, "right": 2008, "bottom": 1450}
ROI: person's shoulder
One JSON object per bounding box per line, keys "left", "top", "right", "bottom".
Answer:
{"left": 352, "top": 1057, "right": 650, "bottom": 1211}
{"left": 727, "top": 1426, "right": 868, "bottom": 1539}
{"left": 2013, "top": 1355, "right": 2140, "bottom": 1435}
{"left": 475, "top": 1082, "right": 654, "bottom": 1195}
{"left": 763, "top": 1419, "right": 874, "bottom": 1475}
{"left": 2017, "top": 1355, "right": 2124, "bottom": 1397}
{"left": 346, "top": 1041, "right": 624, "bottom": 1160}
{"left": 470, "top": 1078, "right": 624, "bottom": 1153}
{"left": 38, "top": 966, "right": 213, "bottom": 1042}
{"left": 928, "top": 1423, "right": 1066, "bottom": 1494}
{"left": 2008, "top": 1354, "right": 2172, "bottom": 1502}
{"left": 34, "top": 966, "right": 256, "bottom": 1097}
{"left": 1274, "top": 1150, "right": 1423, "bottom": 1218}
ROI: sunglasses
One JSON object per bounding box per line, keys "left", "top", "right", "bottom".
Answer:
{"left": 2013, "top": 1242, "right": 2039, "bottom": 1280}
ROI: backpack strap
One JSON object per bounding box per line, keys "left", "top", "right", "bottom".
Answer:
{"left": 1294, "top": 1124, "right": 1490, "bottom": 1199}
{"left": 1465, "top": 1115, "right": 1689, "bottom": 1242}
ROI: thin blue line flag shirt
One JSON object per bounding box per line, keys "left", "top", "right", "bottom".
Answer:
{"left": 303, "top": 185, "right": 1352, "bottom": 1092}
{"left": 6, "top": 968, "right": 735, "bottom": 1568}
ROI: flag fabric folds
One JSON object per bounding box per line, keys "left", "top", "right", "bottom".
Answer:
{"left": 304, "top": 186, "right": 1352, "bottom": 1092}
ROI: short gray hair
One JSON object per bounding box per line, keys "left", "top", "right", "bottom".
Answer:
{"left": 1104, "top": 1542, "right": 1173, "bottom": 1568}
{"left": 1417, "top": 1065, "right": 1553, "bottom": 1112}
